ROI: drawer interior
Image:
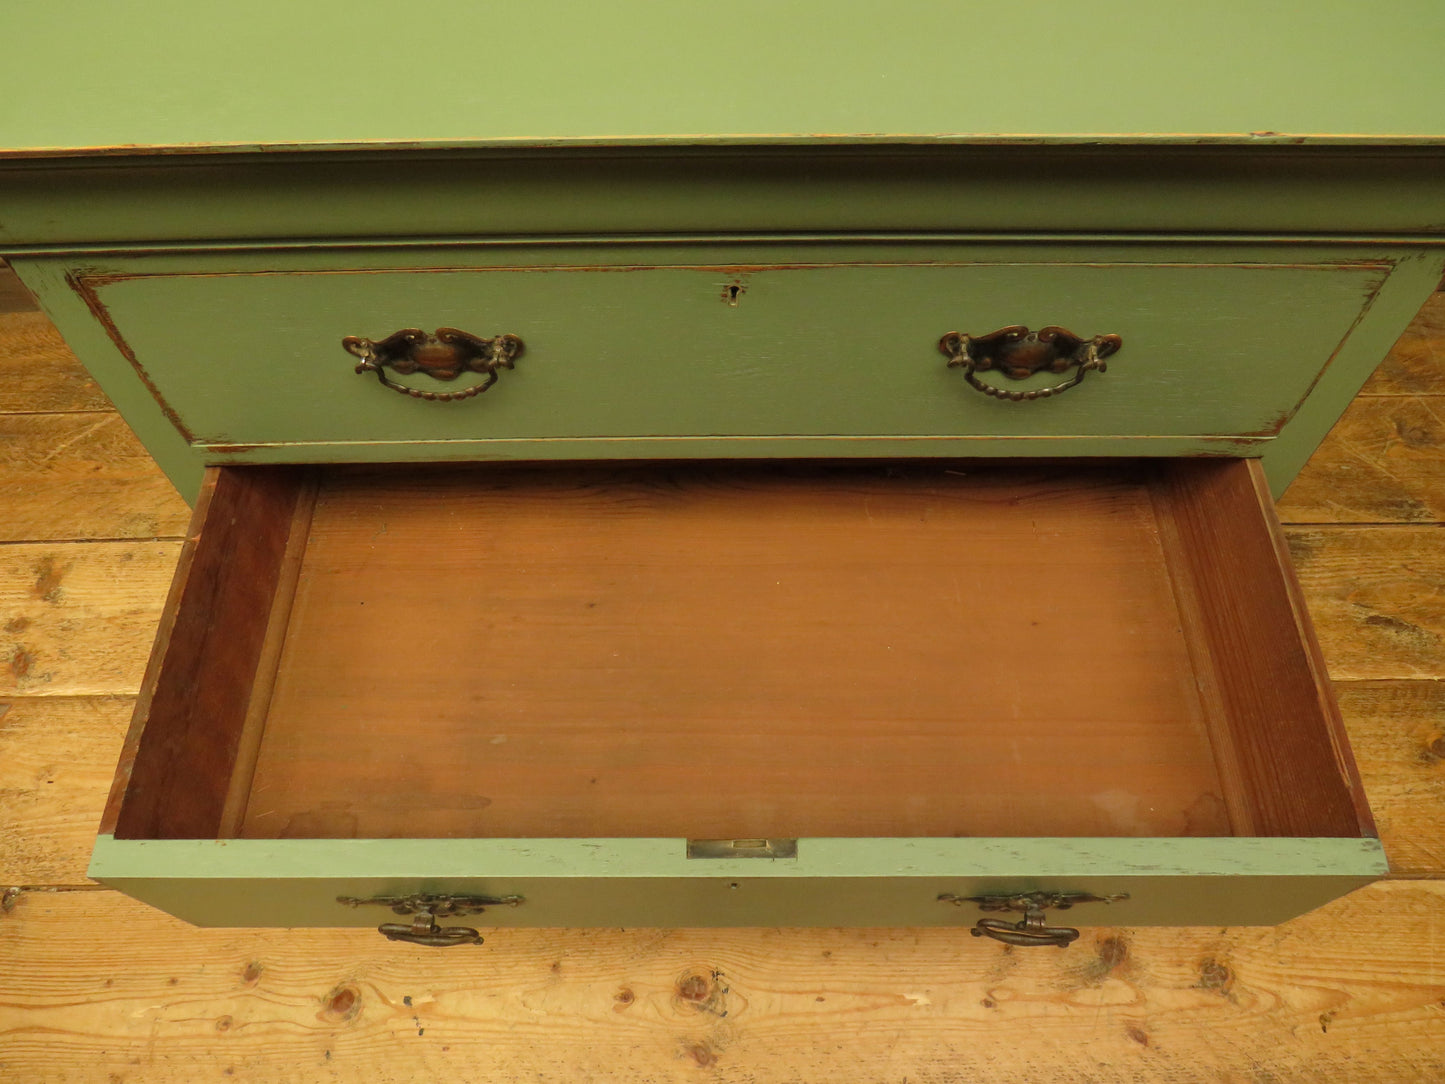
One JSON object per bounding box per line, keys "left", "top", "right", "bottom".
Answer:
{"left": 104, "top": 459, "right": 1372, "bottom": 845}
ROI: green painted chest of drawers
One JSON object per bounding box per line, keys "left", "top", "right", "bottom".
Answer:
{"left": 5, "top": 2, "right": 1445, "bottom": 946}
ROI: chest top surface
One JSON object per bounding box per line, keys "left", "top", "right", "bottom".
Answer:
{"left": 4, "top": 1, "right": 1445, "bottom": 157}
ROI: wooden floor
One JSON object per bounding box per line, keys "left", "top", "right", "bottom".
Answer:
{"left": 1, "top": 270, "right": 1443, "bottom": 1081}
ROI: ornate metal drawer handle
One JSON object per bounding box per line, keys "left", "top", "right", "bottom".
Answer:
{"left": 939, "top": 325, "right": 1121, "bottom": 401}
{"left": 342, "top": 327, "right": 524, "bottom": 401}
{"left": 939, "top": 890, "right": 1129, "bottom": 948}
{"left": 338, "top": 892, "right": 523, "bottom": 947}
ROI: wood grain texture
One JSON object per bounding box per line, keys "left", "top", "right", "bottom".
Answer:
{"left": 1286, "top": 528, "right": 1445, "bottom": 681}
{"left": 113, "top": 469, "right": 305, "bottom": 841}
{"left": 0, "top": 697, "right": 131, "bottom": 885}
{"left": 242, "top": 463, "right": 1230, "bottom": 842}
{"left": 2, "top": 288, "right": 1445, "bottom": 1079}
{"left": 0, "top": 882, "right": 1443, "bottom": 1083}
{"left": 0, "top": 261, "right": 35, "bottom": 314}
{"left": 6, "top": 683, "right": 1440, "bottom": 901}
{"left": 218, "top": 476, "right": 319, "bottom": 839}
{"left": 1154, "top": 461, "right": 1364, "bottom": 839}
{"left": 0, "top": 312, "right": 109, "bottom": 413}
{"left": 1335, "top": 681, "right": 1445, "bottom": 877}
{"left": 0, "top": 541, "right": 179, "bottom": 698}
{"left": 1255, "top": 249, "right": 1445, "bottom": 499}
{"left": 0, "top": 412, "right": 190, "bottom": 542}
{"left": 1360, "top": 292, "right": 1445, "bottom": 396}
{"left": 1278, "top": 395, "right": 1445, "bottom": 524}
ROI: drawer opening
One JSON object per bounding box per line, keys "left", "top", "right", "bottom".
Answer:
{"left": 102, "top": 459, "right": 1373, "bottom": 846}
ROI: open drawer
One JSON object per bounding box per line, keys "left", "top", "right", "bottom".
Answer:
{"left": 90, "top": 458, "right": 1384, "bottom": 944}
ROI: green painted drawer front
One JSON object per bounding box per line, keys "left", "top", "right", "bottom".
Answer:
{"left": 75, "top": 246, "right": 1389, "bottom": 456}
{"left": 90, "top": 836, "right": 1386, "bottom": 930}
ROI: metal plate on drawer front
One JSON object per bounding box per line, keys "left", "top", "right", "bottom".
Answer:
{"left": 69, "top": 244, "right": 1392, "bottom": 455}
{"left": 688, "top": 838, "right": 799, "bottom": 859}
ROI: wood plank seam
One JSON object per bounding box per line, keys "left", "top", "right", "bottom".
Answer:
{"left": 3, "top": 265, "right": 1445, "bottom": 1081}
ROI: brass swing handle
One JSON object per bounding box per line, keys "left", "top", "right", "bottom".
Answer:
{"left": 338, "top": 892, "right": 524, "bottom": 947}
{"left": 939, "top": 890, "right": 1129, "bottom": 948}
{"left": 343, "top": 328, "right": 524, "bottom": 401}
{"left": 972, "top": 912, "right": 1081, "bottom": 948}
{"left": 939, "top": 325, "right": 1121, "bottom": 401}
{"left": 378, "top": 911, "right": 483, "bottom": 947}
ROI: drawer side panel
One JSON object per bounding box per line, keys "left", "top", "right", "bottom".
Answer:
{"left": 109, "top": 469, "right": 312, "bottom": 839}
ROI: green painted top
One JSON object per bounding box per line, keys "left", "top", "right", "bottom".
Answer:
{"left": 5, "top": 1, "right": 1445, "bottom": 157}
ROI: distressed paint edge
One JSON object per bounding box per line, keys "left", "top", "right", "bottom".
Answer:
{"left": 196, "top": 435, "right": 1269, "bottom": 464}
{"left": 90, "top": 835, "right": 1387, "bottom": 881}
{"left": 10, "top": 132, "right": 1445, "bottom": 161}
{"left": 72, "top": 258, "right": 1400, "bottom": 283}
{"left": 1262, "top": 250, "right": 1445, "bottom": 493}
{"left": 8, "top": 235, "right": 1445, "bottom": 260}
{"left": 89, "top": 836, "right": 1386, "bottom": 929}
{"left": 7, "top": 259, "right": 202, "bottom": 501}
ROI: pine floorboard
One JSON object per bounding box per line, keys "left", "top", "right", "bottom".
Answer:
{"left": 1, "top": 272, "right": 1443, "bottom": 1080}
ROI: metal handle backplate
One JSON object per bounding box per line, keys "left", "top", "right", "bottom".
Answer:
{"left": 338, "top": 892, "right": 523, "bottom": 947}
{"left": 939, "top": 325, "right": 1121, "bottom": 401}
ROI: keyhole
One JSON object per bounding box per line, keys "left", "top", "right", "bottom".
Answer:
{"left": 721, "top": 281, "right": 746, "bottom": 307}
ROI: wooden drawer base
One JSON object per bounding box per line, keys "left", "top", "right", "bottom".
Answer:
{"left": 93, "top": 459, "right": 1381, "bottom": 932}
